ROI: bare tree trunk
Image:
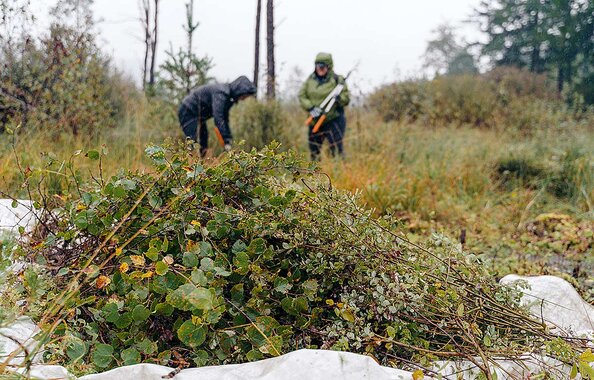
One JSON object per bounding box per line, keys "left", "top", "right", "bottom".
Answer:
{"left": 253, "top": 0, "right": 261, "bottom": 92}
{"left": 266, "top": 0, "right": 275, "bottom": 100}
{"left": 148, "top": 0, "right": 160, "bottom": 89}
{"left": 140, "top": 0, "right": 150, "bottom": 90}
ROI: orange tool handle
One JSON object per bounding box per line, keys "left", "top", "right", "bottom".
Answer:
{"left": 305, "top": 115, "right": 314, "bottom": 126}
{"left": 214, "top": 127, "right": 225, "bottom": 147}
{"left": 312, "top": 115, "right": 326, "bottom": 133}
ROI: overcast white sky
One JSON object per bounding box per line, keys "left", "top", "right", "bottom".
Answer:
{"left": 37, "top": 0, "right": 485, "bottom": 94}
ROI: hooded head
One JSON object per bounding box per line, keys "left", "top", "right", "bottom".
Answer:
{"left": 314, "top": 52, "right": 334, "bottom": 71}
{"left": 229, "top": 76, "right": 257, "bottom": 101}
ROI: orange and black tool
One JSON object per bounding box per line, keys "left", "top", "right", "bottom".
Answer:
{"left": 304, "top": 90, "right": 336, "bottom": 126}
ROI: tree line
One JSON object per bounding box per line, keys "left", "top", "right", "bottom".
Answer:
{"left": 2, "top": 0, "right": 593, "bottom": 135}
{"left": 425, "top": 0, "right": 594, "bottom": 103}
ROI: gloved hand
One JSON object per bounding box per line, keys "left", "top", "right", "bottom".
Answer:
{"left": 224, "top": 143, "right": 232, "bottom": 152}
{"left": 309, "top": 106, "right": 323, "bottom": 119}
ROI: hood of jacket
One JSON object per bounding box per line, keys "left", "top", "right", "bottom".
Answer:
{"left": 229, "top": 76, "right": 257, "bottom": 100}
{"left": 315, "top": 52, "right": 334, "bottom": 71}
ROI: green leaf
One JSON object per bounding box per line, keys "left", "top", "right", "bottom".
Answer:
{"left": 136, "top": 338, "right": 158, "bottom": 355}
{"left": 580, "top": 349, "right": 594, "bottom": 363}
{"left": 230, "top": 283, "right": 244, "bottom": 303}
{"left": 457, "top": 303, "right": 465, "bottom": 317}
{"left": 132, "top": 305, "right": 151, "bottom": 322}
{"left": 233, "top": 252, "right": 250, "bottom": 274}
{"left": 273, "top": 277, "right": 290, "bottom": 294}
{"left": 483, "top": 335, "right": 492, "bottom": 347}
{"left": 293, "top": 297, "right": 308, "bottom": 313}
{"left": 155, "top": 302, "right": 174, "bottom": 316}
{"left": 145, "top": 247, "right": 159, "bottom": 262}
{"left": 115, "top": 312, "right": 133, "bottom": 328}
{"left": 177, "top": 320, "right": 206, "bottom": 348}
{"left": 259, "top": 335, "right": 283, "bottom": 356}
{"left": 281, "top": 297, "right": 295, "bottom": 315}
{"left": 149, "top": 238, "right": 162, "bottom": 250}
{"left": 386, "top": 326, "right": 396, "bottom": 339}
{"left": 148, "top": 195, "right": 162, "bottom": 209}
{"left": 87, "top": 150, "right": 100, "bottom": 160}
{"left": 121, "top": 348, "right": 141, "bottom": 365}
{"left": 192, "top": 350, "right": 209, "bottom": 366}
{"left": 301, "top": 279, "right": 318, "bottom": 298}
{"left": 579, "top": 362, "right": 594, "bottom": 379}
{"left": 183, "top": 252, "right": 199, "bottom": 267}
{"left": 256, "top": 316, "right": 280, "bottom": 333}
{"left": 213, "top": 266, "right": 231, "bottom": 277}
{"left": 66, "top": 339, "right": 88, "bottom": 362}
{"left": 155, "top": 261, "right": 169, "bottom": 275}
{"left": 200, "top": 257, "right": 214, "bottom": 271}
{"left": 246, "top": 325, "right": 268, "bottom": 347}
{"left": 232, "top": 240, "right": 247, "bottom": 253}
{"left": 166, "top": 284, "right": 214, "bottom": 311}
{"left": 341, "top": 309, "right": 355, "bottom": 323}
{"left": 191, "top": 269, "right": 208, "bottom": 286}
{"left": 119, "top": 179, "right": 137, "bottom": 190}
{"left": 112, "top": 186, "right": 127, "bottom": 198}
{"left": 92, "top": 343, "right": 114, "bottom": 368}
{"left": 246, "top": 349, "right": 264, "bottom": 361}
{"left": 248, "top": 238, "right": 266, "bottom": 255}
{"left": 199, "top": 241, "right": 213, "bottom": 257}
{"left": 102, "top": 302, "right": 119, "bottom": 323}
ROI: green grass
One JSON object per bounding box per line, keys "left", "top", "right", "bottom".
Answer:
{"left": 1, "top": 97, "right": 592, "bottom": 297}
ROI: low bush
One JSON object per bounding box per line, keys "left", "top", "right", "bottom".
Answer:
{"left": 494, "top": 147, "right": 593, "bottom": 208}
{"left": 495, "top": 157, "right": 545, "bottom": 189}
{"left": 368, "top": 67, "right": 593, "bottom": 131}
{"left": 3, "top": 145, "right": 588, "bottom": 376}
{"left": 230, "top": 99, "right": 301, "bottom": 151}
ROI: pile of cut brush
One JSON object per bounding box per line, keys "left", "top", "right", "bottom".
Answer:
{"left": 1, "top": 143, "right": 588, "bottom": 376}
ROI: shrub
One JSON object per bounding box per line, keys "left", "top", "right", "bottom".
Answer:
{"left": 495, "top": 157, "right": 545, "bottom": 189}
{"left": 4, "top": 144, "right": 587, "bottom": 376}
{"left": 368, "top": 75, "right": 499, "bottom": 127}
{"left": 367, "top": 81, "right": 427, "bottom": 122}
{"left": 483, "top": 66, "right": 557, "bottom": 101}
{"left": 426, "top": 75, "right": 499, "bottom": 126}
{"left": 548, "top": 148, "right": 594, "bottom": 205}
{"left": 494, "top": 147, "right": 594, "bottom": 209}
{"left": 0, "top": 3, "right": 129, "bottom": 137}
{"left": 230, "top": 99, "right": 301, "bottom": 151}
{"left": 368, "top": 68, "right": 593, "bottom": 131}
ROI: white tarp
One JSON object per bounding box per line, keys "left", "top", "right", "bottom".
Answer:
{"left": 501, "top": 274, "right": 594, "bottom": 338}
{"left": 80, "top": 350, "right": 414, "bottom": 380}
{"left": 0, "top": 316, "right": 42, "bottom": 367}
{"left": 0, "top": 199, "right": 36, "bottom": 237}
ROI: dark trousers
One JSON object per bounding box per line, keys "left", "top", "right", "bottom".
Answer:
{"left": 178, "top": 104, "right": 208, "bottom": 157}
{"left": 308, "top": 113, "right": 346, "bottom": 160}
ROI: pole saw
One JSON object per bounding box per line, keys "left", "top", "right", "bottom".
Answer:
{"left": 304, "top": 67, "right": 356, "bottom": 134}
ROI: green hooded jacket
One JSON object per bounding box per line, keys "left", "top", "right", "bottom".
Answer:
{"left": 298, "top": 52, "right": 350, "bottom": 122}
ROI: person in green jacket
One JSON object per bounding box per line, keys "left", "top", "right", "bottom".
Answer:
{"left": 299, "top": 52, "right": 350, "bottom": 160}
